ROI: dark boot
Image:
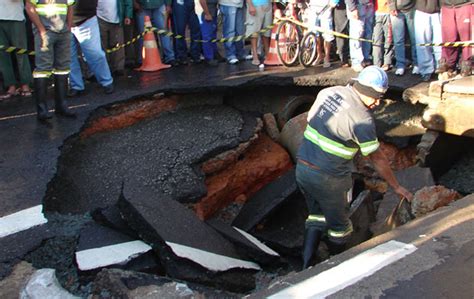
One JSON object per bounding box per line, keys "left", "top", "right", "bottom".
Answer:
{"left": 34, "top": 78, "right": 52, "bottom": 121}
{"left": 54, "top": 74, "right": 75, "bottom": 117}
{"left": 435, "top": 58, "right": 450, "bottom": 74}
{"left": 302, "top": 227, "right": 323, "bottom": 270}
{"left": 328, "top": 241, "right": 346, "bottom": 256}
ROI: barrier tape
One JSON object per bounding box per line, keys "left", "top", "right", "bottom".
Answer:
{"left": 0, "top": 21, "right": 279, "bottom": 56}
{"left": 276, "top": 16, "right": 474, "bottom": 48}
{"left": 1, "top": 18, "right": 472, "bottom": 56}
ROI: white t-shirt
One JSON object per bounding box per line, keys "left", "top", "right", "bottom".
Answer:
{"left": 0, "top": 0, "right": 25, "bottom": 21}
{"left": 97, "top": 0, "right": 120, "bottom": 24}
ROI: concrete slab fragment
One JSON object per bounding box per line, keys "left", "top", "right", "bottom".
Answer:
{"left": 20, "top": 269, "right": 80, "bottom": 299}
{"left": 443, "top": 76, "right": 474, "bottom": 95}
{"left": 207, "top": 218, "right": 280, "bottom": 266}
{"left": 118, "top": 181, "right": 259, "bottom": 292}
{"left": 232, "top": 168, "right": 298, "bottom": 231}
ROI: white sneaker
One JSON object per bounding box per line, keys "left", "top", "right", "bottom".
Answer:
{"left": 395, "top": 68, "right": 405, "bottom": 76}
{"left": 244, "top": 54, "right": 253, "bottom": 60}
{"left": 228, "top": 58, "right": 239, "bottom": 65}
{"left": 412, "top": 66, "right": 420, "bottom": 75}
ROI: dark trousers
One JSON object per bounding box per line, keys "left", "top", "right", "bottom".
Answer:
{"left": 172, "top": 0, "right": 202, "bottom": 60}
{"left": 333, "top": 6, "right": 350, "bottom": 63}
{"left": 98, "top": 18, "right": 125, "bottom": 72}
{"left": 441, "top": 4, "right": 472, "bottom": 68}
{"left": 296, "top": 161, "right": 353, "bottom": 244}
{"left": 200, "top": 5, "right": 218, "bottom": 60}
{"left": 0, "top": 20, "right": 33, "bottom": 88}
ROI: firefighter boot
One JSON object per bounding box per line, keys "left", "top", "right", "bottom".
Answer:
{"left": 328, "top": 241, "right": 346, "bottom": 256}
{"left": 54, "top": 74, "right": 75, "bottom": 117}
{"left": 34, "top": 78, "right": 52, "bottom": 121}
{"left": 302, "top": 227, "right": 323, "bottom": 269}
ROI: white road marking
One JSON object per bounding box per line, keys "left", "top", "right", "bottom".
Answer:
{"left": 269, "top": 240, "right": 417, "bottom": 299}
{"left": 166, "top": 241, "right": 261, "bottom": 272}
{"left": 75, "top": 240, "right": 152, "bottom": 271}
{"left": 233, "top": 226, "right": 280, "bottom": 256}
{"left": 0, "top": 205, "right": 48, "bottom": 238}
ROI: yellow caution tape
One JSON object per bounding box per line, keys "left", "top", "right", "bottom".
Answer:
{"left": 2, "top": 19, "right": 472, "bottom": 56}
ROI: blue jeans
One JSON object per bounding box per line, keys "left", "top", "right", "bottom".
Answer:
{"left": 347, "top": 3, "right": 374, "bottom": 66}
{"left": 220, "top": 4, "right": 246, "bottom": 61}
{"left": 414, "top": 10, "right": 441, "bottom": 75}
{"left": 172, "top": 0, "right": 202, "bottom": 60}
{"left": 70, "top": 16, "right": 113, "bottom": 91}
{"left": 391, "top": 10, "right": 417, "bottom": 69}
{"left": 296, "top": 162, "right": 353, "bottom": 244}
{"left": 200, "top": 7, "right": 218, "bottom": 60}
{"left": 136, "top": 6, "right": 175, "bottom": 63}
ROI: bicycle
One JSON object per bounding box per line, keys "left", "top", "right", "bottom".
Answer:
{"left": 275, "top": 1, "right": 331, "bottom": 68}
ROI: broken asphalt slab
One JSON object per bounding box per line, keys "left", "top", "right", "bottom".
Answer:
{"left": 118, "top": 180, "right": 260, "bottom": 292}
{"left": 75, "top": 222, "right": 158, "bottom": 273}
{"left": 44, "top": 105, "right": 259, "bottom": 214}
{"left": 232, "top": 168, "right": 299, "bottom": 231}
{"left": 206, "top": 218, "right": 281, "bottom": 266}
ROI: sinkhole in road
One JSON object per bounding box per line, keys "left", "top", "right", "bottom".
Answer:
{"left": 32, "top": 86, "right": 474, "bottom": 297}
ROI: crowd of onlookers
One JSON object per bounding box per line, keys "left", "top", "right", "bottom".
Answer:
{"left": 0, "top": 0, "right": 472, "bottom": 104}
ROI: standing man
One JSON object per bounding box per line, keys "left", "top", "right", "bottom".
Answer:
{"left": 296, "top": 66, "right": 413, "bottom": 269}
{"left": 219, "top": 0, "right": 246, "bottom": 64}
{"left": 172, "top": 0, "right": 202, "bottom": 64}
{"left": 245, "top": 0, "right": 272, "bottom": 65}
{"left": 134, "top": 0, "right": 176, "bottom": 66}
{"left": 345, "top": 0, "right": 375, "bottom": 72}
{"left": 69, "top": 0, "right": 115, "bottom": 97}
{"left": 25, "top": 0, "right": 76, "bottom": 121}
{"left": 97, "top": 0, "right": 133, "bottom": 76}
{"left": 0, "top": 0, "right": 33, "bottom": 99}
{"left": 199, "top": 0, "right": 219, "bottom": 65}
{"left": 388, "top": 0, "right": 418, "bottom": 76}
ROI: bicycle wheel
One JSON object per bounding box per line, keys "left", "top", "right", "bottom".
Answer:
{"left": 276, "top": 20, "right": 302, "bottom": 67}
{"left": 299, "top": 32, "right": 318, "bottom": 67}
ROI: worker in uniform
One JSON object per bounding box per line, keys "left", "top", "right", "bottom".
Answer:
{"left": 25, "top": 0, "right": 76, "bottom": 121}
{"left": 296, "top": 66, "right": 413, "bottom": 269}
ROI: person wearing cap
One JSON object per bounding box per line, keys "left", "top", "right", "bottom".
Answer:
{"left": 296, "top": 66, "right": 413, "bottom": 269}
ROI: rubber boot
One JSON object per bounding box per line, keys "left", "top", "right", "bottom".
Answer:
{"left": 328, "top": 241, "right": 346, "bottom": 256}
{"left": 54, "top": 74, "right": 75, "bottom": 117}
{"left": 302, "top": 227, "right": 323, "bottom": 269}
{"left": 34, "top": 78, "right": 52, "bottom": 121}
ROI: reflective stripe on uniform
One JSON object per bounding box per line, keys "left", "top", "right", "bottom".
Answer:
{"left": 33, "top": 71, "right": 52, "bottom": 78}
{"left": 358, "top": 139, "right": 380, "bottom": 156}
{"left": 306, "top": 214, "right": 326, "bottom": 224}
{"left": 35, "top": 4, "right": 68, "bottom": 16}
{"left": 53, "top": 69, "right": 70, "bottom": 75}
{"left": 304, "top": 125, "right": 358, "bottom": 160}
{"left": 328, "top": 222, "right": 353, "bottom": 239}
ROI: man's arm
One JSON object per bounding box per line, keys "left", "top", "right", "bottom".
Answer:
{"left": 25, "top": 0, "right": 46, "bottom": 34}
{"left": 344, "top": 0, "right": 358, "bottom": 18}
{"left": 199, "top": 0, "right": 212, "bottom": 20}
{"left": 67, "top": 5, "right": 74, "bottom": 29}
{"left": 369, "top": 148, "right": 414, "bottom": 201}
{"left": 247, "top": 0, "right": 256, "bottom": 16}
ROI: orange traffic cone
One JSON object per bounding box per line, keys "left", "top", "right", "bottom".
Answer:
{"left": 137, "top": 15, "right": 171, "bottom": 72}
{"left": 264, "top": 10, "right": 283, "bottom": 66}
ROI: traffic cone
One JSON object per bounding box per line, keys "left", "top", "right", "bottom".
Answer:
{"left": 137, "top": 15, "right": 171, "bottom": 72}
{"left": 264, "top": 9, "right": 283, "bottom": 66}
